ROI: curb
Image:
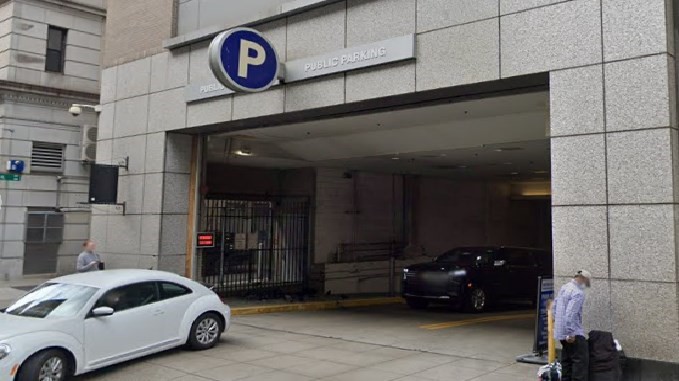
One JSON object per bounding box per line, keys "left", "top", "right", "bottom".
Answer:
{"left": 230, "top": 297, "right": 404, "bottom": 316}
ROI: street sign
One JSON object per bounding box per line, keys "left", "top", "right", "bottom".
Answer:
{"left": 517, "top": 276, "right": 554, "bottom": 365}
{"left": 534, "top": 277, "right": 554, "bottom": 353}
{"left": 0, "top": 173, "right": 21, "bottom": 181}
{"left": 208, "top": 27, "right": 280, "bottom": 93}
{"left": 196, "top": 232, "right": 215, "bottom": 248}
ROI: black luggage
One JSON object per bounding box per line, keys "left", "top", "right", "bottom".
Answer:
{"left": 588, "top": 330, "right": 622, "bottom": 381}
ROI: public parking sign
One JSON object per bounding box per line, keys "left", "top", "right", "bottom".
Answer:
{"left": 208, "top": 27, "right": 280, "bottom": 92}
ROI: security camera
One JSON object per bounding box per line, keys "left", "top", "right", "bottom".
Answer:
{"left": 69, "top": 105, "right": 82, "bottom": 117}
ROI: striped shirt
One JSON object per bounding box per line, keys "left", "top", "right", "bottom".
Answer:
{"left": 553, "top": 279, "right": 585, "bottom": 340}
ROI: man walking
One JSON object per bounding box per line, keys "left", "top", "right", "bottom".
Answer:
{"left": 553, "top": 270, "right": 592, "bottom": 381}
{"left": 77, "top": 239, "right": 102, "bottom": 272}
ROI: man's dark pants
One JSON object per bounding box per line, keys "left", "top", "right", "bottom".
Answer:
{"left": 561, "top": 336, "right": 589, "bottom": 381}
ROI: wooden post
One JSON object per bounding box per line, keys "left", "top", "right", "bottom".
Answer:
{"left": 547, "top": 299, "right": 556, "bottom": 363}
{"left": 185, "top": 136, "right": 199, "bottom": 278}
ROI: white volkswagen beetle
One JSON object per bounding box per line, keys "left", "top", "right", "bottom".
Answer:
{"left": 0, "top": 269, "right": 230, "bottom": 381}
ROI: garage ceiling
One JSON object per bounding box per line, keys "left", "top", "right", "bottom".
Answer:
{"left": 207, "top": 92, "right": 551, "bottom": 180}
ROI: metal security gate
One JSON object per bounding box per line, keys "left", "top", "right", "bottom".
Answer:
{"left": 200, "top": 196, "right": 310, "bottom": 297}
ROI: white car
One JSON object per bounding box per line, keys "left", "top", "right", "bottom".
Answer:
{"left": 0, "top": 269, "right": 231, "bottom": 381}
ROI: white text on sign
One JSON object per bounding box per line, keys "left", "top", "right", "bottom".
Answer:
{"left": 238, "top": 40, "right": 266, "bottom": 78}
{"left": 304, "top": 47, "right": 387, "bottom": 73}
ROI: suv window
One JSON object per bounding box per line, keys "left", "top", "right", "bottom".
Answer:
{"left": 437, "top": 248, "right": 495, "bottom": 265}
{"left": 533, "top": 250, "right": 553, "bottom": 271}
{"left": 159, "top": 282, "right": 192, "bottom": 300}
{"left": 95, "top": 282, "right": 158, "bottom": 312}
{"left": 506, "top": 249, "right": 535, "bottom": 267}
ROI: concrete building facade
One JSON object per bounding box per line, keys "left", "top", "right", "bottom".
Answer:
{"left": 96, "top": 0, "right": 679, "bottom": 369}
{"left": 0, "top": 0, "right": 105, "bottom": 280}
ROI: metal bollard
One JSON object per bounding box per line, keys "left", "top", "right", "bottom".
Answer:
{"left": 547, "top": 299, "right": 556, "bottom": 363}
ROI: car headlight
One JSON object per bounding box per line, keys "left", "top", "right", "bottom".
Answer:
{"left": 452, "top": 270, "right": 467, "bottom": 277}
{"left": 0, "top": 343, "right": 11, "bottom": 360}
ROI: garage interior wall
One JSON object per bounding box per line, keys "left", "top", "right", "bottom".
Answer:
{"left": 206, "top": 165, "right": 550, "bottom": 267}
{"left": 314, "top": 168, "right": 550, "bottom": 263}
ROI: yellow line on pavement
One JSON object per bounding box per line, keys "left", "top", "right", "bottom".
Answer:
{"left": 231, "top": 297, "right": 405, "bottom": 316}
{"left": 420, "top": 313, "right": 534, "bottom": 330}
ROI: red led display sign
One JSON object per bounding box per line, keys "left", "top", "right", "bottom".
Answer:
{"left": 196, "top": 232, "right": 215, "bottom": 248}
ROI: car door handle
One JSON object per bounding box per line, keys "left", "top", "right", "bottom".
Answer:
{"left": 153, "top": 309, "right": 165, "bottom": 316}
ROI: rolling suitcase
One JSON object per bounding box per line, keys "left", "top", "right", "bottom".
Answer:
{"left": 538, "top": 363, "right": 562, "bottom": 380}
{"left": 588, "top": 331, "right": 623, "bottom": 381}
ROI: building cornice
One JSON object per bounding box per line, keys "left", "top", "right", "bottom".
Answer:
{"left": 0, "top": 80, "right": 99, "bottom": 105}
{"left": 163, "top": 0, "right": 340, "bottom": 50}
{"left": 21, "top": 0, "right": 106, "bottom": 17}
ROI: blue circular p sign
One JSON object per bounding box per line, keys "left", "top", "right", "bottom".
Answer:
{"left": 208, "top": 28, "right": 280, "bottom": 93}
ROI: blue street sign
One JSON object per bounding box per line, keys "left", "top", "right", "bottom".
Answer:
{"left": 534, "top": 277, "right": 554, "bottom": 353}
{"left": 208, "top": 27, "right": 280, "bottom": 93}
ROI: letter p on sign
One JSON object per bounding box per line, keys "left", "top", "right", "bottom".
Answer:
{"left": 209, "top": 27, "right": 280, "bottom": 93}
{"left": 238, "top": 40, "right": 266, "bottom": 78}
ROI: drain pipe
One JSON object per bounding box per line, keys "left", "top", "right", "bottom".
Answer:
{"left": 389, "top": 252, "right": 395, "bottom": 297}
{"left": 55, "top": 176, "right": 63, "bottom": 210}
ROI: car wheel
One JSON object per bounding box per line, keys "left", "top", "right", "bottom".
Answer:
{"left": 406, "top": 297, "right": 429, "bottom": 310}
{"left": 188, "top": 312, "right": 222, "bottom": 350}
{"left": 16, "top": 349, "right": 71, "bottom": 381}
{"left": 466, "top": 288, "right": 488, "bottom": 313}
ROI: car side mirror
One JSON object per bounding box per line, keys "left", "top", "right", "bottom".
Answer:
{"left": 493, "top": 260, "right": 507, "bottom": 267}
{"left": 91, "top": 306, "right": 114, "bottom": 317}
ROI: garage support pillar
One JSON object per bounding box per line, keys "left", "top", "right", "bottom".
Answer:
{"left": 90, "top": 132, "right": 195, "bottom": 275}
{"left": 550, "top": 53, "right": 679, "bottom": 362}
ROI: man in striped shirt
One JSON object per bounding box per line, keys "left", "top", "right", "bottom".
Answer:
{"left": 553, "top": 270, "right": 592, "bottom": 381}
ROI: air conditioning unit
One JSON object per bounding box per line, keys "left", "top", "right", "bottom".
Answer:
{"left": 81, "top": 125, "right": 98, "bottom": 162}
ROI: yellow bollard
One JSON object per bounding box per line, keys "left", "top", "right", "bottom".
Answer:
{"left": 547, "top": 299, "right": 556, "bottom": 363}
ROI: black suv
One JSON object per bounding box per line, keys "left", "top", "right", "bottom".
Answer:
{"left": 402, "top": 246, "right": 552, "bottom": 312}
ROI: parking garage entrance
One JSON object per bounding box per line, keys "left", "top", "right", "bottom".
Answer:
{"left": 198, "top": 91, "right": 552, "bottom": 307}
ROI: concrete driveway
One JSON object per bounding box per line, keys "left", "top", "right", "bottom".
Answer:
{"left": 76, "top": 305, "right": 540, "bottom": 381}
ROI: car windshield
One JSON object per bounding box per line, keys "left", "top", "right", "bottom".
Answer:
{"left": 4, "top": 283, "right": 98, "bottom": 319}
{"left": 436, "top": 248, "right": 494, "bottom": 265}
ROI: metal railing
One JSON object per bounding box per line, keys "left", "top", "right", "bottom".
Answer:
{"left": 334, "top": 241, "right": 405, "bottom": 296}
{"left": 334, "top": 241, "right": 405, "bottom": 263}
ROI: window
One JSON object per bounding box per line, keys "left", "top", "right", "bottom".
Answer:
{"left": 4, "top": 283, "right": 97, "bottom": 319}
{"left": 159, "top": 282, "right": 192, "bottom": 300}
{"left": 506, "top": 249, "right": 535, "bottom": 267}
{"left": 31, "top": 142, "right": 65, "bottom": 173}
{"left": 436, "top": 248, "right": 494, "bottom": 265}
{"left": 45, "top": 26, "right": 67, "bottom": 72}
{"left": 95, "top": 282, "right": 159, "bottom": 313}
{"left": 25, "top": 211, "right": 64, "bottom": 244}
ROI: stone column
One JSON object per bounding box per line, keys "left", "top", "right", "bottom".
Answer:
{"left": 550, "top": 0, "right": 679, "bottom": 362}
{"left": 92, "top": 51, "right": 193, "bottom": 275}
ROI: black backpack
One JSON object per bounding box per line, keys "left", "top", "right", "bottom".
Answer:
{"left": 588, "top": 330, "right": 623, "bottom": 381}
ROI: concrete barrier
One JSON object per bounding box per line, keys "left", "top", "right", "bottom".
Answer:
{"left": 230, "top": 297, "right": 404, "bottom": 316}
